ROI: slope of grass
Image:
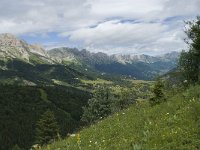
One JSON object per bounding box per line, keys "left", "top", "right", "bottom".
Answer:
{"left": 43, "top": 85, "right": 200, "bottom": 150}
{"left": 129, "top": 79, "right": 154, "bottom": 84}
{"left": 81, "top": 78, "right": 113, "bottom": 85}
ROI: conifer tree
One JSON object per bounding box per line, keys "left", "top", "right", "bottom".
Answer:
{"left": 35, "top": 110, "right": 60, "bottom": 145}
{"left": 149, "top": 80, "right": 166, "bottom": 106}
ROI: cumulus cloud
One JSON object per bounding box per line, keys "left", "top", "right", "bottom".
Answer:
{"left": 0, "top": 0, "right": 92, "bottom": 34}
{"left": 61, "top": 20, "right": 172, "bottom": 54}
{"left": 0, "top": 0, "right": 199, "bottom": 54}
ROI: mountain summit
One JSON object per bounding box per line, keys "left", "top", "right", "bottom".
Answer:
{"left": 0, "top": 33, "right": 53, "bottom": 63}
{"left": 0, "top": 33, "right": 30, "bottom": 60}
{"left": 0, "top": 33, "right": 23, "bottom": 47}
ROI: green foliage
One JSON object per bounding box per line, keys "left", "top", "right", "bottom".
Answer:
{"left": 42, "top": 85, "right": 200, "bottom": 150}
{"left": 81, "top": 86, "right": 113, "bottom": 124}
{"left": 114, "top": 88, "right": 133, "bottom": 110}
{"left": 179, "top": 51, "right": 199, "bottom": 84}
{"left": 81, "top": 81, "right": 152, "bottom": 124}
{"left": 35, "top": 110, "right": 60, "bottom": 145}
{"left": 39, "top": 89, "right": 48, "bottom": 101}
{"left": 0, "top": 85, "right": 90, "bottom": 150}
{"left": 179, "top": 16, "right": 200, "bottom": 84}
{"left": 0, "top": 59, "right": 92, "bottom": 86}
{"left": 183, "top": 85, "right": 200, "bottom": 100}
{"left": 149, "top": 80, "right": 166, "bottom": 106}
{"left": 11, "top": 144, "right": 23, "bottom": 150}
{"left": 185, "top": 16, "right": 200, "bottom": 56}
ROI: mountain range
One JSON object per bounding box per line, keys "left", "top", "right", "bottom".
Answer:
{"left": 49, "top": 47, "right": 179, "bottom": 65}
{"left": 0, "top": 33, "right": 180, "bottom": 84}
{"left": 49, "top": 47, "right": 179, "bottom": 79}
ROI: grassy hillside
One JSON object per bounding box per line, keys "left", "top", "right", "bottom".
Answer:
{"left": 43, "top": 85, "right": 200, "bottom": 150}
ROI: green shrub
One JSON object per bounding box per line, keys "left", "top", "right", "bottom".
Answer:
{"left": 81, "top": 86, "right": 113, "bottom": 124}
{"left": 149, "top": 80, "right": 166, "bottom": 106}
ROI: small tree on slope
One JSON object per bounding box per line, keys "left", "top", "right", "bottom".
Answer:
{"left": 149, "top": 80, "right": 166, "bottom": 106}
{"left": 35, "top": 110, "right": 60, "bottom": 145}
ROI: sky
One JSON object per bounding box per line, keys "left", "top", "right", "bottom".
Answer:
{"left": 0, "top": 0, "right": 199, "bottom": 55}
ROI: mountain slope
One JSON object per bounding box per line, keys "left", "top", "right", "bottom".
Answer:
{"left": 49, "top": 48, "right": 179, "bottom": 80}
{"left": 43, "top": 85, "right": 200, "bottom": 150}
{"left": 0, "top": 33, "right": 54, "bottom": 64}
{"left": 0, "top": 34, "right": 98, "bottom": 86}
{"left": 0, "top": 59, "right": 93, "bottom": 86}
{"left": 48, "top": 48, "right": 112, "bottom": 65}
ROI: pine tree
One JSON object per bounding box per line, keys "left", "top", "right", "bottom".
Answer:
{"left": 35, "top": 110, "right": 60, "bottom": 145}
{"left": 149, "top": 80, "right": 166, "bottom": 106}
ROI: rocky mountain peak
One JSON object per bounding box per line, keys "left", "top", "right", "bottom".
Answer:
{"left": 0, "top": 33, "right": 17, "bottom": 39}
{"left": 0, "top": 33, "right": 24, "bottom": 47}
{"left": 29, "top": 44, "right": 47, "bottom": 57}
{"left": 0, "top": 33, "right": 30, "bottom": 60}
{"left": 0, "top": 33, "right": 54, "bottom": 63}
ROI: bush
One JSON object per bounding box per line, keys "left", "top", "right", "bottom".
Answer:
{"left": 179, "top": 16, "right": 200, "bottom": 85}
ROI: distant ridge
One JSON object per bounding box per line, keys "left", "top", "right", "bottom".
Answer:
{"left": 0, "top": 33, "right": 180, "bottom": 80}
{"left": 48, "top": 47, "right": 180, "bottom": 65}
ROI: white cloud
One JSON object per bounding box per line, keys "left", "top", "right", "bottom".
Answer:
{"left": 0, "top": 0, "right": 198, "bottom": 54}
{"left": 61, "top": 19, "right": 187, "bottom": 54}
{"left": 88, "top": 0, "right": 164, "bottom": 19}
{"left": 64, "top": 20, "right": 166, "bottom": 46}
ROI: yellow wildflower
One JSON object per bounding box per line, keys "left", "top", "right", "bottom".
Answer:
{"left": 77, "top": 133, "right": 81, "bottom": 144}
